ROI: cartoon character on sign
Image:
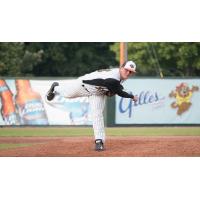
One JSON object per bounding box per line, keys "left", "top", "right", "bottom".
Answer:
{"left": 169, "top": 83, "right": 199, "bottom": 115}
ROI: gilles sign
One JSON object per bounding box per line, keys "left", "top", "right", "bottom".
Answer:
{"left": 118, "top": 90, "right": 165, "bottom": 118}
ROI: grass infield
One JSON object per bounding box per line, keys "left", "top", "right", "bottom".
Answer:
{"left": 0, "top": 127, "right": 200, "bottom": 137}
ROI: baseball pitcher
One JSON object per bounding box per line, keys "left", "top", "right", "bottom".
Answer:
{"left": 46, "top": 61, "right": 138, "bottom": 151}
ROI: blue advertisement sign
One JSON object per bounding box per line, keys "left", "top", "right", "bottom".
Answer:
{"left": 116, "top": 79, "right": 200, "bottom": 124}
{"left": 0, "top": 79, "right": 92, "bottom": 125}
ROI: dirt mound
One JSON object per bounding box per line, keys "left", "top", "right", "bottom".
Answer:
{"left": 0, "top": 136, "right": 200, "bottom": 157}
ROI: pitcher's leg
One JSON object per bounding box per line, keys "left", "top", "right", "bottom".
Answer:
{"left": 45, "top": 80, "right": 88, "bottom": 105}
{"left": 89, "top": 95, "right": 106, "bottom": 143}
{"left": 54, "top": 80, "right": 88, "bottom": 98}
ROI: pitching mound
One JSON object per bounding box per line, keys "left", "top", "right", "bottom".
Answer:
{"left": 0, "top": 136, "right": 200, "bottom": 156}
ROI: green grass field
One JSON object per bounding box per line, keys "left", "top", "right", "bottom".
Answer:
{"left": 0, "top": 127, "right": 200, "bottom": 137}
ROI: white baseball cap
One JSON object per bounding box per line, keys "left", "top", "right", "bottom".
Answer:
{"left": 123, "top": 61, "right": 137, "bottom": 72}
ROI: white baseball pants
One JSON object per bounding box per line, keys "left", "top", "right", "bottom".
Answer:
{"left": 46, "top": 80, "right": 106, "bottom": 142}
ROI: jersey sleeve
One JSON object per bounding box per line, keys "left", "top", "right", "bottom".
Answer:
{"left": 82, "top": 78, "right": 134, "bottom": 99}
{"left": 114, "top": 89, "right": 134, "bottom": 98}
{"left": 82, "top": 79, "right": 106, "bottom": 87}
{"left": 104, "top": 79, "right": 134, "bottom": 98}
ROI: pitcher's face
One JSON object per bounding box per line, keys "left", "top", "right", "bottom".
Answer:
{"left": 119, "top": 67, "right": 135, "bottom": 80}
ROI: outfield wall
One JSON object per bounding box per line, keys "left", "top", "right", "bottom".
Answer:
{"left": 108, "top": 78, "right": 200, "bottom": 126}
{"left": 0, "top": 78, "right": 200, "bottom": 126}
{"left": 0, "top": 79, "right": 92, "bottom": 126}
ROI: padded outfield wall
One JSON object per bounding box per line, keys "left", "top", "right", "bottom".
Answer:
{"left": 106, "top": 78, "right": 200, "bottom": 126}
{"left": 0, "top": 78, "right": 92, "bottom": 126}
{"left": 0, "top": 78, "right": 200, "bottom": 126}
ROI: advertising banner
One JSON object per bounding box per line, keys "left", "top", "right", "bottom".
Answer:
{"left": 0, "top": 79, "right": 92, "bottom": 125}
{"left": 115, "top": 79, "right": 200, "bottom": 124}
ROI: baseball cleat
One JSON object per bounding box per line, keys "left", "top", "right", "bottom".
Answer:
{"left": 46, "top": 82, "right": 59, "bottom": 101}
{"left": 95, "top": 139, "right": 104, "bottom": 151}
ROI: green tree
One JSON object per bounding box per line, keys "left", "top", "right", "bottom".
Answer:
{"left": 25, "top": 42, "right": 117, "bottom": 77}
{"left": 0, "top": 43, "right": 24, "bottom": 76}
{"left": 110, "top": 42, "right": 200, "bottom": 77}
{"left": 2, "top": 42, "right": 200, "bottom": 77}
{"left": 0, "top": 42, "right": 43, "bottom": 77}
{"left": 0, "top": 42, "right": 117, "bottom": 77}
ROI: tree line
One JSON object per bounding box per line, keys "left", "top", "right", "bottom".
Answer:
{"left": 0, "top": 42, "right": 200, "bottom": 77}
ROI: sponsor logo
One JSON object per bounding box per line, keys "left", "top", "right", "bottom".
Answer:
{"left": 119, "top": 90, "right": 165, "bottom": 118}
